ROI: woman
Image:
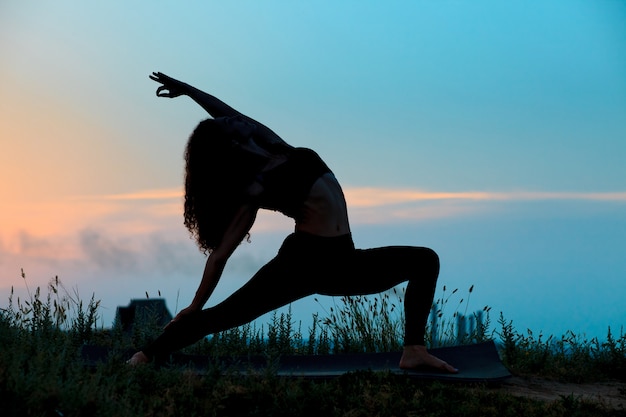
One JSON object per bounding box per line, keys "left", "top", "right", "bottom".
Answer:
{"left": 128, "top": 72, "right": 457, "bottom": 373}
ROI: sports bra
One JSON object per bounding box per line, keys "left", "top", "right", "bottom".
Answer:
{"left": 254, "top": 147, "right": 332, "bottom": 219}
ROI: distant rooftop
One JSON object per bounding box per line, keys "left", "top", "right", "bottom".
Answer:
{"left": 115, "top": 299, "right": 173, "bottom": 333}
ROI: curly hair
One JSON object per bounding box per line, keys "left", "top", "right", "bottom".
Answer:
{"left": 183, "top": 119, "right": 266, "bottom": 254}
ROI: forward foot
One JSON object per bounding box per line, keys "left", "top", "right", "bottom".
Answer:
{"left": 399, "top": 345, "right": 458, "bottom": 373}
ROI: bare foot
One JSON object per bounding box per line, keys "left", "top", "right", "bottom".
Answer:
{"left": 399, "top": 345, "right": 458, "bottom": 373}
{"left": 127, "top": 351, "right": 150, "bottom": 366}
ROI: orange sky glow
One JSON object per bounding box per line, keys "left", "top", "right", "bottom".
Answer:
{"left": 3, "top": 186, "right": 626, "bottom": 258}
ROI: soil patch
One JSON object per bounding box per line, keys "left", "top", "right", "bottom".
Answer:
{"left": 497, "top": 376, "right": 626, "bottom": 410}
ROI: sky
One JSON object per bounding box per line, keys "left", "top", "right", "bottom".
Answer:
{"left": 1, "top": 1, "right": 625, "bottom": 342}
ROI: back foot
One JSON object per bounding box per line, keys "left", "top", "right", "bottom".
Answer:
{"left": 127, "top": 351, "right": 150, "bottom": 366}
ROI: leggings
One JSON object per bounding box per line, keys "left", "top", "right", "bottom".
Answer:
{"left": 142, "top": 232, "right": 439, "bottom": 359}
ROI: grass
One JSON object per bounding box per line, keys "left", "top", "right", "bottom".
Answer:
{"left": 1, "top": 271, "right": 624, "bottom": 416}
{"left": 498, "top": 313, "right": 626, "bottom": 383}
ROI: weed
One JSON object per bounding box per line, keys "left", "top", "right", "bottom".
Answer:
{"left": 497, "top": 313, "right": 626, "bottom": 382}
{"left": 1, "top": 271, "right": 624, "bottom": 416}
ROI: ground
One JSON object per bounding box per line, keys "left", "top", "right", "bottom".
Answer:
{"left": 496, "top": 376, "right": 626, "bottom": 410}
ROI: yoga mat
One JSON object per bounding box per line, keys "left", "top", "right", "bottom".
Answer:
{"left": 82, "top": 341, "right": 511, "bottom": 382}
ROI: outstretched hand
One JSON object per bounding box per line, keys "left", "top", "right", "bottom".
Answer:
{"left": 149, "top": 71, "right": 188, "bottom": 98}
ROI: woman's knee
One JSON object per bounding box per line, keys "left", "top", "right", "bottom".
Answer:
{"left": 422, "top": 247, "right": 440, "bottom": 276}
{"left": 404, "top": 246, "right": 439, "bottom": 281}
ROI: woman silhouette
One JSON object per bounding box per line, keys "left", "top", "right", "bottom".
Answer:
{"left": 128, "top": 72, "right": 457, "bottom": 373}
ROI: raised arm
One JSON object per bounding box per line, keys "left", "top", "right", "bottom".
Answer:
{"left": 150, "top": 72, "right": 291, "bottom": 150}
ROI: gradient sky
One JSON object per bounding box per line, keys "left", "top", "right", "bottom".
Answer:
{"left": 1, "top": 1, "right": 625, "bottom": 340}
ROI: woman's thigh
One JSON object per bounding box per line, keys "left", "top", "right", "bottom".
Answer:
{"left": 316, "top": 246, "right": 439, "bottom": 296}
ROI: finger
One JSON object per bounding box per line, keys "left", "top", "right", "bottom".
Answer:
{"left": 150, "top": 72, "right": 170, "bottom": 83}
{"left": 154, "top": 72, "right": 171, "bottom": 83}
{"left": 156, "top": 86, "right": 170, "bottom": 97}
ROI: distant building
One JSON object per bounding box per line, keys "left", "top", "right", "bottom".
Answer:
{"left": 115, "top": 299, "right": 173, "bottom": 333}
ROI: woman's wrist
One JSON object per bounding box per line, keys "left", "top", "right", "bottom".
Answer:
{"left": 189, "top": 300, "right": 204, "bottom": 311}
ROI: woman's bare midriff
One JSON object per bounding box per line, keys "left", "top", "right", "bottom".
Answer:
{"left": 295, "top": 173, "right": 351, "bottom": 237}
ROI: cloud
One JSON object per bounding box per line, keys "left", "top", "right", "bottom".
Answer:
{"left": 91, "top": 186, "right": 626, "bottom": 207}
{"left": 496, "top": 191, "right": 626, "bottom": 202}
{"left": 343, "top": 188, "right": 626, "bottom": 224}
{"left": 3, "top": 186, "right": 625, "bottom": 259}
{"left": 74, "top": 227, "right": 206, "bottom": 277}
{"left": 79, "top": 229, "right": 139, "bottom": 272}
{"left": 343, "top": 188, "right": 626, "bottom": 207}
{"left": 81, "top": 188, "right": 184, "bottom": 201}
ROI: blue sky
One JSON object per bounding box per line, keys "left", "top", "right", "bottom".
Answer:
{"left": 1, "top": 1, "right": 625, "bottom": 340}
